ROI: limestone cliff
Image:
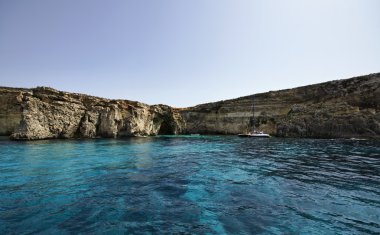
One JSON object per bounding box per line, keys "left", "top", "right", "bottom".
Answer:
{"left": 0, "top": 73, "right": 379, "bottom": 140}
{"left": 0, "top": 87, "right": 184, "bottom": 140}
{"left": 180, "top": 73, "right": 380, "bottom": 139}
{"left": 0, "top": 87, "right": 26, "bottom": 136}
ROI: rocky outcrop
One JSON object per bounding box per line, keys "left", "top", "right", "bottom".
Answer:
{"left": 0, "top": 87, "right": 26, "bottom": 136}
{"left": 0, "top": 73, "right": 379, "bottom": 140}
{"left": 180, "top": 73, "right": 380, "bottom": 139}
{"left": 0, "top": 87, "right": 184, "bottom": 140}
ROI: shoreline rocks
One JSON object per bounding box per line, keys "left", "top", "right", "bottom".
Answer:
{"left": 1, "top": 87, "right": 184, "bottom": 140}
{"left": 179, "top": 73, "right": 380, "bottom": 139}
{"left": 1, "top": 73, "right": 379, "bottom": 140}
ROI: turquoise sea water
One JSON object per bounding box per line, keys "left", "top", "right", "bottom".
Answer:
{"left": 0, "top": 136, "right": 379, "bottom": 234}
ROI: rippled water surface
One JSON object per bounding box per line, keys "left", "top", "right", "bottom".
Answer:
{"left": 0, "top": 136, "right": 379, "bottom": 234}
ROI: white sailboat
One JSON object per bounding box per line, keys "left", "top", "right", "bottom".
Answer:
{"left": 238, "top": 95, "right": 271, "bottom": 138}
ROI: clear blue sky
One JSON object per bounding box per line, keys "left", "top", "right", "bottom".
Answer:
{"left": 1, "top": 0, "right": 379, "bottom": 107}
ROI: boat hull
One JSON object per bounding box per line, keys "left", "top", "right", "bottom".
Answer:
{"left": 238, "top": 134, "right": 271, "bottom": 138}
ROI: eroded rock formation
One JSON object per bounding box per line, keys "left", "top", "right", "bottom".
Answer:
{"left": 180, "top": 73, "right": 380, "bottom": 139}
{"left": 0, "top": 73, "right": 379, "bottom": 140}
{"left": 0, "top": 87, "right": 184, "bottom": 140}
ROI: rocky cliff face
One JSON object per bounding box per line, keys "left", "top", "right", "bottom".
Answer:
{"left": 0, "top": 87, "right": 184, "bottom": 140}
{"left": 180, "top": 73, "right": 380, "bottom": 139}
{"left": 0, "top": 73, "right": 379, "bottom": 140}
{"left": 0, "top": 87, "right": 26, "bottom": 136}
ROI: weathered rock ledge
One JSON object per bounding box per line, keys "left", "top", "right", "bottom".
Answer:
{"left": 180, "top": 73, "right": 380, "bottom": 139}
{"left": 0, "top": 73, "right": 379, "bottom": 140}
{"left": 0, "top": 87, "right": 184, "bottom": 140}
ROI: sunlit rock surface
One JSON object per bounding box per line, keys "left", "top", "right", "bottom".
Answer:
{"left": 0, "top": 87, "right": 184, "bottom": 140}
{"left": 0, "top": 73, "right": 379, "bottom": 139}
{"left": 180, "top": 73, "right": 380, "bottom": 138}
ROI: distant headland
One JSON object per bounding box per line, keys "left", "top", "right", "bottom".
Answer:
{"left": 1, "top": 73, "right": 379, "bottom": 140}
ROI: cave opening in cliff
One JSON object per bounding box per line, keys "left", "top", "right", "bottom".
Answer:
{"left": 158, "top": 121, "right": 174, "bottom": 135}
